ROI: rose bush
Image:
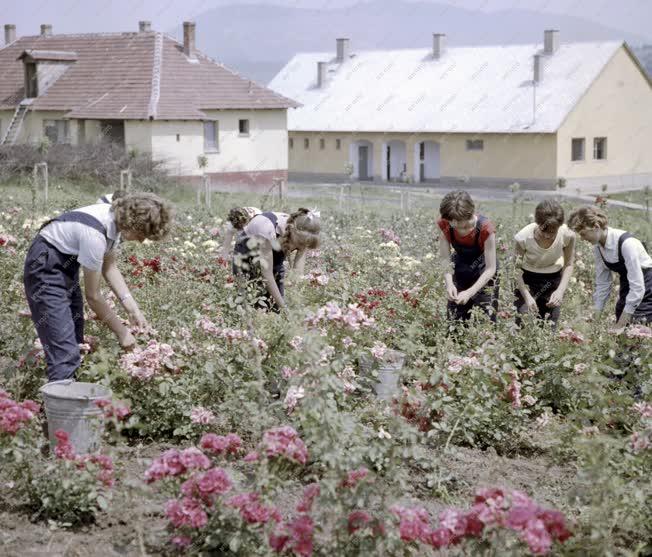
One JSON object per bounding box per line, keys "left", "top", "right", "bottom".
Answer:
{"left": 0, "top": 183, "right": 650, "bottom": 552}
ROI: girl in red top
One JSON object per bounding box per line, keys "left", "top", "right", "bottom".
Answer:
{"left": 438, "top": 190, "right": 499, "bottom": 322}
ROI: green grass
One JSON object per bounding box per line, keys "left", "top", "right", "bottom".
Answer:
{"left": 1, "top": 177, "right": 649, "bottom": 241}
{"left": 608, "top": 189, "right": 652, "bottom": 206}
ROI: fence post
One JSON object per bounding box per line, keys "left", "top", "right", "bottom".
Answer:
{"left": 33, "top": 162, "right": 48, "bottom": 205}
{"left": 203, "top": 174, "right": 211, "bottom": 209}
{"left": 43, "top": 163, "right": 49, "bottom": 203}
{"left": 120, "top": 169, "right": 132, "bottom": 192}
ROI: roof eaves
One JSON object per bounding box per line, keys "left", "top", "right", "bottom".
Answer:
{"left": 160, "top": 32, "right": 301, "bottom": 109}
{"left": 622, "top": 41, "right": 652, "bottom": 89}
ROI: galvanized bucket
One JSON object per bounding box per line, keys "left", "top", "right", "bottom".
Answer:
{"left": 39, "top": 379, "right": 111, "bottom": 454}
{"left": 359, "top": 350, "right": 406, "bottom": 401}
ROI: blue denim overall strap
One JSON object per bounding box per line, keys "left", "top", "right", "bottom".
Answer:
{"left": 99, "top": 195, "right": 112, "bottom": 204}
{"left": 40, "top": 211, "right": 112, "bottom": 252}
{"left": 599, "top": 233, "right": 652, "bottom": 322}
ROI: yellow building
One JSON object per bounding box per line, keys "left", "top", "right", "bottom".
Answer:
{"left": 270, "top": 31, "right": 652, "bottom": 192}
{"left": 0, "top": 22, "right": 298, "bottom": 189}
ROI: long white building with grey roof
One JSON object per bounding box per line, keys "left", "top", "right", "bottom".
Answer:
{"left": 270, "top": 30, "right": 652, "bottom": 192}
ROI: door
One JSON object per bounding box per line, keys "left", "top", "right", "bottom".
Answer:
{"left": 419, "top": 142, "right": 425, "bottom": 182}
{"left": 386, "top": 145, "right": 391, "bottom": 180}
{"left": 358, "top": 145, "right": 369, "bottom": 180}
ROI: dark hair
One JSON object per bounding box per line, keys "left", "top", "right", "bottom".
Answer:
{"left": 568, "top": 206, "right": 609, "bottom": 231}
{"left": 113, "top": 192, "right": 175, "bottom": 241}
{"left": 535, "top": 200, "right": 564, "bottom": 232}
{"left": 228, "top": 207, "right": 252, "bottom": 230}
{"left": 439, "top": 190, "right": 475, "bottom": 221}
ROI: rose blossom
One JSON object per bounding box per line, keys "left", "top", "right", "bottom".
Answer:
{"left": 190, "top": 406, "right": 216, "bottom": 425}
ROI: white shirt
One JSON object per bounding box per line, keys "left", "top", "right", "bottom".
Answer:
{"left": 242, "top": 212, "right": 289, "bottom": 248}
{"left": 39, "top": 204, "right": 121, "bottom": 272}
{"left": 593, "top": 227, "right": 652, "bottom": 315}
{"left": 96, "top": 193, "right": 114, "bottom": 204}
{"left": 514, "top": 223, "right": 575, "bottom": 273}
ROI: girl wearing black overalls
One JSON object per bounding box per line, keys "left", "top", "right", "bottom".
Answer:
{"left": 233, "top": 208, "right": 320, "bottom": 311}
{"left": 438, "top": 191, "right": 499, "bottom": 322}
{"left": 514, "top": 200, "right": 575, "bottom": 327}
{"left": 23, "top": 193, "right": 173, "bottom": 382}
{"left": 568, "top": 206, "right": 652, "bottom": 327}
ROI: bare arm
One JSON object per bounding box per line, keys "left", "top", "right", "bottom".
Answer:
{"left": 291, "top": 248, "right": 307, "bottom": 275}
{"left": 514, "top": 243, "right": 531, "bottom": 298}
{"left": 514, "top": 242, "right": 538, "bottom": 313}
{"left": 548, "top": 235, "right": 575, "bottom": 307}
{"left": 259, "top": 241, "right": 286, "bottom": 309}
{"left": 438, "top": 235, "right": 457, "bottom": 301}
{"left": 83, "top": 267, "right": 135, "bottom": 348}
{"left": 220, "top": 224, "right": 236, "bottom": 259}
{"left": 102, "top": 250, "right": 147, "bottom": 327}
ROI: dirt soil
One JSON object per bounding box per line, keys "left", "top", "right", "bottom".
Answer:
{"left": 0, "top": 434, "right": 576, "bottom": 557}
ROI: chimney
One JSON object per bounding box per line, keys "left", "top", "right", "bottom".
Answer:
{"left": 432, "top": 33, "right": 446, "bottom": 59}
{"left": 533, "top": 54, "right": 544, "bottom": 83}
{"left": 40, "top": 24, "right": 52, "bottom": 37}
{"left": 543, "top": 29, "right": 559, "bottom": 55}
{"left": 336, "top": 38, "right": 350, "bottom": 62}
{"left": 317, "top": 61, "right": 327, "bottom": 87}
{"left": 4, "top": 24, "right": 16, "bottom": 45}
{"left": 183, "top": 21, "right": 196, "bottom": 59}
{"left": 139, "top": 21, "right": 152, "bottom": 32}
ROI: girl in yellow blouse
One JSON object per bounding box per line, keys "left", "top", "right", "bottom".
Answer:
{"left": 513, "top": 200, "right": 575, "bottom": 326}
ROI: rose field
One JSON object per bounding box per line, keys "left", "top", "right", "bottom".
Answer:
{"left": 0, "top": 180, "right": 651, "bottom": 556}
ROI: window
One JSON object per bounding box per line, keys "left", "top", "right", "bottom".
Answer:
{"left": 466, "top": 139, "right": 484, "bottom": 151}
{"left": 336, "top": 138, "right": 341, "bottom": 150}
{"left": 176, "top": 133, "right": 180, "bottom": 142}
{"left": 571, "top": 138, "right": 585, "bottom": 161}
{"left": 304, "top": 138, "right": 309, "bottom": 149}
{"left": 319, "top": 138, "right": 325, "bottom": 150}
{"left": 289, "top": 137, "right": 294, "bottom": 149}
{"left": 25, "top": 63, "right": 38, "bottom": 97}
{"left": 238, "top": 119, "right": 250, "bottom": 135}
{"left": 43, "top": 120, "right": 69, "bottom": 144}
{"left": 203, "top": 121, "right": 218, "bottom": 152}
{"left": 593, "top": 137, "right": 607, "bottom": 160}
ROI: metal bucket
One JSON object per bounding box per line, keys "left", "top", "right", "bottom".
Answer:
{"left": 359, "top": 350, "right": 405, "bottom": 401}
{"left": 39, "top": 380, "right": 111, "bottom": 454}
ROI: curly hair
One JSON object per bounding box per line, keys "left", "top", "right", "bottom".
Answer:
{"left": 112, "top": 192, "right": 174, "bottom": 241}
{"left": 228, "top": 207, "right": 252, "bottom": 230}
{"left": 567, "top": 206, "right": 609, "bottom": 232}
{"left": 439, "top": 190, "right": 475, "bottom": 221}
{"left": 534, "top": 200, "right": 564, "bottom": 232}
{"left": 285, "top": 208, "right": 321, "bottom": 250}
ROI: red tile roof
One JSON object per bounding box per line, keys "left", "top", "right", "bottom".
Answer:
{"left": 0, "top": 32, "right": 298, "bottom": 119}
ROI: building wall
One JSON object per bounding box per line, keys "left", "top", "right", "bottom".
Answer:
{"left": 124, "top": 120, "right": 153, "bottom": 154}
{"left": 0, "top": 110, "right": 12, "bottom": 140}
{"left": 10, "top": 110, "right": 74, "bottom": 144}
{"left": 150, "top": 109, "right": 288, "bottom": 177}
{"left": 557, "top": 45, "right": 652, "bottom": 191}
{"left": 289, "top": 131, "right": 557, "bottom": 187}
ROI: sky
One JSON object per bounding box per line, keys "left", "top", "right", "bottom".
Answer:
{"left": 1, "top": 0, "right": 651, "bottom": 40}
